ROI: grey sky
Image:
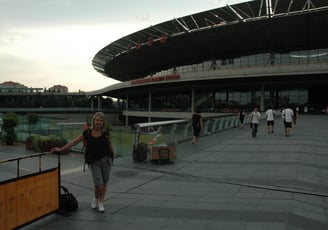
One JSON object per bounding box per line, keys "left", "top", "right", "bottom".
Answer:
{"left": 0, "top": 0, "right": 248, "bottom": 92}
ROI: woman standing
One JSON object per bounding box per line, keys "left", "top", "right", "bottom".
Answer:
{"left": 52, "top": 112, "right": 114, "bottom": 213}
{"left": 238, "top": 107, "right": 246, "bottom": 128}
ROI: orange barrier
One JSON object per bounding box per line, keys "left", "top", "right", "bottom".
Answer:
{"left": 0, "top": 153, "right": 60, "bottom": 230}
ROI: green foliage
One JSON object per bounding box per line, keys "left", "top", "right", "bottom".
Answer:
{"left": 32, "top": 135, "right": 67, "bottom": 152}
{"left": 1, "top": 112, "right": 18, "bottom": 145}
{"left": 2, "top": 112, "right": 18, "bottom": 130}
{"left": 27, "top": 113, "right": 39, "bottom": 125}
{"left": 53, "top": 136, "right": 68, "bottom": 148}
{"left": 104, "top": 120, "right": 112, "bottom": 131}
{"left": 1, "top": 131, "right": 17, "bottom": 145}
{"left": 32, "top": 135, "right": 49, "bottom": 152}
{"left": 27, "top": 113, "right": 39, "bottom": 137}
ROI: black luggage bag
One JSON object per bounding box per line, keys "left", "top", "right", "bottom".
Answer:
{"left": 133, "top": 142, "right": 148, "bottom": 162}
{"left": 57, "top": 186, "right": 78, "bottom": 217}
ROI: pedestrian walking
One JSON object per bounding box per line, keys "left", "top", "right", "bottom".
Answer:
{"left": 238, "top": 107, "right": 246, "bottom": 128}
{"left": 192, "top": 108, "right": 203, "bottom": 144}
{"left": 282, "top": 106, "right": 294, "bottom": 137}
{"left": 265, "top": 106, "right": 276, "bottom": 133}
{"left": 52, "top": 112, "right": 114, "bottom": 212}
{"left": 250, "top": 107, "right": 261, "bottom": 137}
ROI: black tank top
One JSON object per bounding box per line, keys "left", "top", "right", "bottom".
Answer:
{"left": 83, "top": 129, "right": 110, "bottom": 160}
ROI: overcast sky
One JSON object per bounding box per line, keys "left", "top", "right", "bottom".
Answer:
{"left": 0, "top": 0, "right": 248, "bottom": 92}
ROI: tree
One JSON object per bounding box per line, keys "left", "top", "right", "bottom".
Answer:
{"left": 27, "top": 113, "right": 39, "bottom": 136}
{"left": 1, "top": 112, "right": 18, "bottom": 145}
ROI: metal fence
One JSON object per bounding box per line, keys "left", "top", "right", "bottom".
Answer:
{"left": 13, "top": 113, "right": 255, "bottom": 157}
{"left": 133, "top": 114, "right": 252, "bottom": 146}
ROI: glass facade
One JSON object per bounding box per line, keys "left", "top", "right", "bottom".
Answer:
{"left": 126, "top": 48, "right": 327, "bottom": 113}
{"left": 127, "top": 88, "right": 310, "bottom": 113}
{"left": 155, "top": 48, "right": 328, "bottom": 73}
{"left": 128, "top": 95, "right": 149, "bottom": 111}
{"left": 151, "top": 92, "right": 191, "bottom": 112}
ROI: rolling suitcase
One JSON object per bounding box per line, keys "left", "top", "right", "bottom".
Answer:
{"left": 133, "top": 142, "right": 148, "bottom": 162}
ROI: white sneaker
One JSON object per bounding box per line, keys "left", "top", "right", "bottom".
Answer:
{"left": 91, "top": 198, "right": 98, "bottom": 209}
{"left": 98, "top": 202, "right": 105, "bottom": 212}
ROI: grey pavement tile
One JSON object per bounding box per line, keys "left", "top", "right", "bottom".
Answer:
{"left": 5, "top": 115, "right": 328, "bottom": 230}
{"left": 263, "top": 190, "right": 293, "bottom": 199}
{"left": 286, "top": 213, "right": 328, "bottom": 230}
{"left": 291, "top": 200, "right": 327, "bottom": 222}
{"left": 292, "top": 194, "right": 328, "bottom": 207}
{"left": 257, "top": 200, "right": 292, "bottom": 212}
{"left": 245, "top": 222, "right": 287, "bottom": 230}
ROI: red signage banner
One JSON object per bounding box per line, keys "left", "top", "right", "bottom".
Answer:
{"left": 131, "top": 74, "right": 180, "bottom": 85}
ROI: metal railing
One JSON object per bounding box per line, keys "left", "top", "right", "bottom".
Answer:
{"left": 133, "top": 114, "right": 251, "bottom": 147}
{"left": 0, "top": 152, "right": 60, "bottom": 181}
{"left": 13, "top": 113, "right": 260, "bottom": 157}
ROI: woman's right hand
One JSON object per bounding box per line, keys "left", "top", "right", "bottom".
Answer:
{"left": 51, "top": 147, "right": 62, "bottom": 153}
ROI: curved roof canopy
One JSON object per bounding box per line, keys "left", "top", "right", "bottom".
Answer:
{"left": 92, "top": 0, "right": 328, "bottom": 82}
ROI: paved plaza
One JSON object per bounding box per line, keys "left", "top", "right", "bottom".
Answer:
{"left": 1, "top": 114, "right": 328, "bottom": 230}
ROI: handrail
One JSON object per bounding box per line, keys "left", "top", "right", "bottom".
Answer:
{"left": 0, "top": 151, "right": 61, "bottom": 229}
{"left": 134, "top": 119, "right": 188, "bottom": 131}
{"left": 0, "top": 152, "right": 51, "bottom": 163}
{"left": 0, "top": 151, "right": 59, "bottom": 179}
{"left": 132, "top": 114, "right": 246, "bottom": 148}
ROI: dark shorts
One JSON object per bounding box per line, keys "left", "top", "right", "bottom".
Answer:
{"left": 267, "top": 120, "right": 274, "bottom": 126}
{"left": 284, "top": 122, "right": 292, "bottom": 128}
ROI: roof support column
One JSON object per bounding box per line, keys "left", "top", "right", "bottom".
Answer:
{"left": 97, "top": 96, "right": 102, "bottom": 110}
{"left": 265, "top": 0, "right": 273, "bottom": 17}
{"left": 125, "top": 95, "right": 129, "bottom": 126}
{"left": 148, "top": 90, "right": 152, "bottom": 123}
{"left": 90, "top": 96, "right": 94, "bottom": 110}
{"left": 260, "top": 83, "right": 265, "bottom": 112}
{"left": 191, "top": 87, "right": 195, "bottom": 113}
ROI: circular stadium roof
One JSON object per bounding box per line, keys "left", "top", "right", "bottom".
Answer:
{"left": 92, "top": 0, "right": 328, "bottom": 82}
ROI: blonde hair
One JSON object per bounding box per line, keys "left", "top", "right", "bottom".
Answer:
{"left": 90, "top": 112, "right": 106, "bottom": 131}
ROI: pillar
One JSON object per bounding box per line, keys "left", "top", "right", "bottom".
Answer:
{"left": 90, "top": 97, "right": 94, "bottom": 110}
{"left": 125, "top": 95, "right": 129, "bottom": 127}
{"left": 148, "top": 90, "right": 152, "bottom": 123}
{"left": 191, "top": 87, "right": 195, "bottom": 113}
{"left": 97, "top": 96, "right": 102, "bottom": 110}
{"left": 260, "top": 83, "right": 265, "bottom": 111}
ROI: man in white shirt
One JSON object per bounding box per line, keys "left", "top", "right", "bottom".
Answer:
{"left": 282, "top": 106, "right": 294, "bottom": 137}
{"left": 250, "top": 107, "right": 261, "bottom": 137}
{"left": 265, "top": 106, "right": 276, "bottom": 134}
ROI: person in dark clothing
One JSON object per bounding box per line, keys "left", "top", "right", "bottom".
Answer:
{"left": 192, "top": 108, "right": 203, "bottom": 144}
{"left": 238, "top": 108, "right": 246, "bottom": 128}
{"left": 52, "top": 112, "right": 114, "bottom": 213}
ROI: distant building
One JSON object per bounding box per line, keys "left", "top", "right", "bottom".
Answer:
{"left": 48, "top": 85, "right": 68, "bottom": 93}
{"left": 0, "top": 81, "right": 27, "bottom": 89}
{"left": 0, "top": 81, "right": 70, "bottom": 94}
{"left": 0, "top": 81, "right": 33, "bottom": 93}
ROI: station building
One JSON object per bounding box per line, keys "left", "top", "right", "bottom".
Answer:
{"left": 89, "top": 0, "right": 328, "bottom": 125}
